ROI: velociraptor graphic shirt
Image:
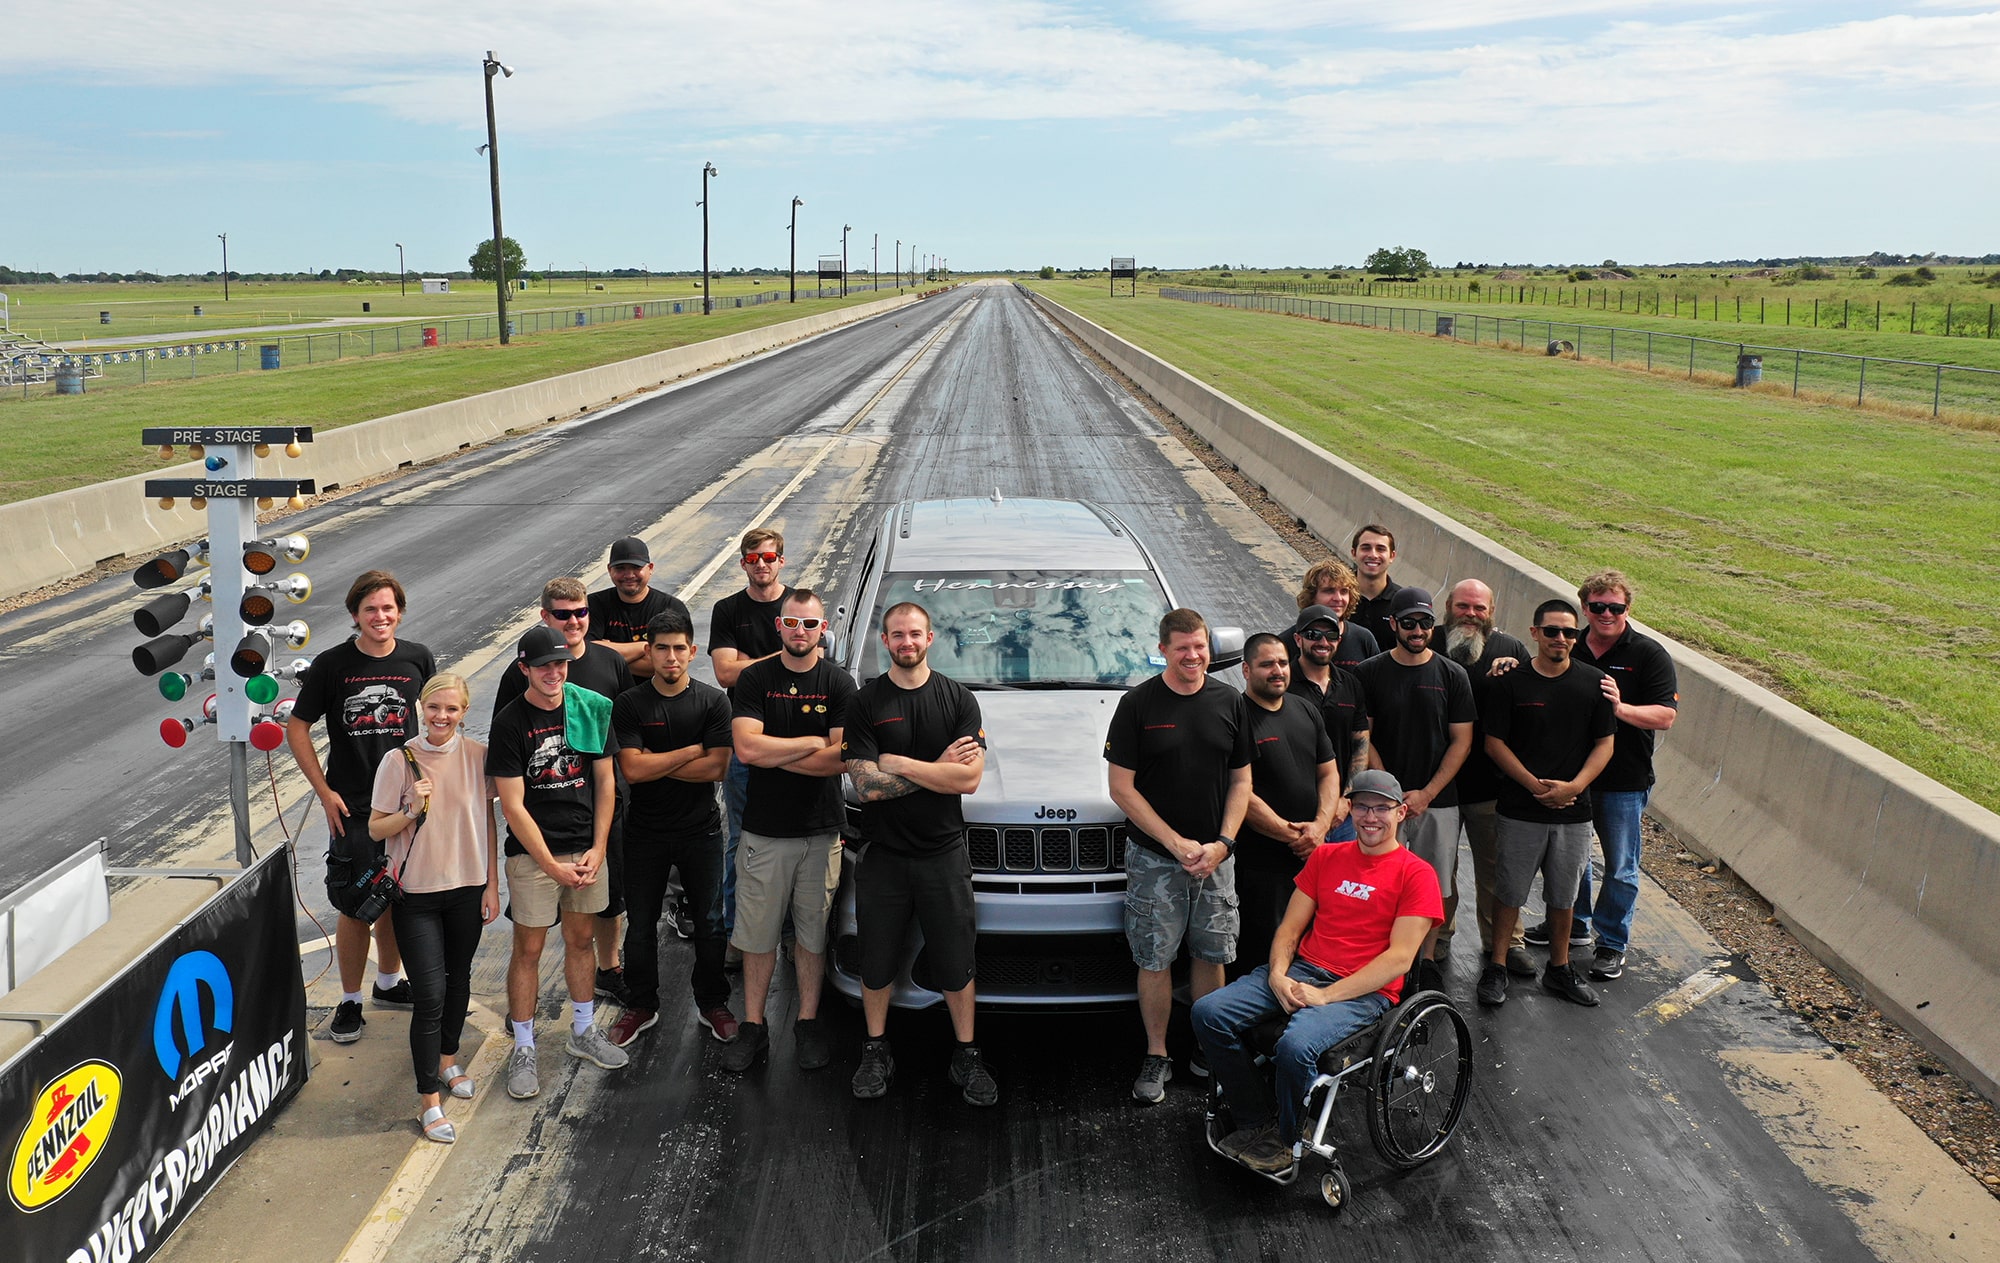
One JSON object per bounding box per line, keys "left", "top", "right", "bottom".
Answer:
{"left": 291, "top": 637, "right": 436, "bottom": 818}
{"left": 1292, "top": 840, "right": 1442, "bottom": 1002}
{"left": 731, "top": 656, "right": 854, "bottom": 837}
{"left": 487, "top": 696, "right": 604, "bottom": 855}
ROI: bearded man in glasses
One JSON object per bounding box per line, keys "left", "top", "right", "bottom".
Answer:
{"left": 1348, "top": 587, "right": 1474, "bottom": 984}
{"left": 721, "top": 588, "right": 855, "bottom": 1073}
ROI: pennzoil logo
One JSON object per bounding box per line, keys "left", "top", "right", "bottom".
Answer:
{"left": 9, "top": 1060, "right": 121, "bottom": 1211}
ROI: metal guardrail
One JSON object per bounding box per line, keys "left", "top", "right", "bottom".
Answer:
{"left": 1158, "top": 287, "right": 2000, "bottom": 418}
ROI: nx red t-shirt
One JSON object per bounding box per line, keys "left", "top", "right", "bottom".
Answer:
{"left": 1294, "top": 841, "right": 1443, "bottom": 1001}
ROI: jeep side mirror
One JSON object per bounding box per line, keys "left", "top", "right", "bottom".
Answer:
{"left": 1210, "top": 625, "right": 1246, "bottom": 669}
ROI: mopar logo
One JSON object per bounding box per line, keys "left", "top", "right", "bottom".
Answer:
{"left": 153, "top": 950, "right": 234, "bottom": 1081}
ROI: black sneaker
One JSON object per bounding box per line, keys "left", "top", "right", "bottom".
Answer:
{"left": 949, "top": 1046, "right": 999, "bottom": 1107}
{"left": 594, "top": 967, "right": 629, "bottom": 1007}
{"left": 852, "top": 1038, "right": 895, "bottom": 1099}
{"left": 673, "top": 899, "right": 694, "bottom": 941}
{"left": 371, "top": 979, "right": 413, "bottom": 1009}
{"left": 1542, "top": 962, "right": 1601, "bottom": 1007}
{"left": 1505, "top": 946, "right": 1539, "bottom": 978}
{"left": 1523, "top": 920, "right": 1593, "bottom": 948}
{"left": 1476, "top": 963, "right": 1509, "bottom": 1007}
{"left": 795, "top": 1018, "right": 831, "bottom": 1071}
{"left": 719, "top": 1021, "right": 769, "bottom": 1072}
{"left": 1589, "top": 947, "right": 1626, "bottom": 980}
{"left": 329, "top": 1000, "right": 366, "bottom": 1042}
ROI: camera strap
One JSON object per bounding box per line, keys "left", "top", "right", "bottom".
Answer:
{"left": 393, "top": 746, "right": 431, "bottom": 884}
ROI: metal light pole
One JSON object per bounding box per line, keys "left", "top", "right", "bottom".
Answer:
{"left": 481, "top": 50, "right": 515, "bottom": 344}
{"left": 701, "top": 161, "right": 719, "bottom": 315}
{"left": 841, "top": 224, "right": 851, "bottom": 298}
{"left": 872, "top": 233, "right": 878, "bottom": 294}
{"left": 218, "top": 233, "right": 229, "bottom": 301}
{"left": 789, "top": 196, "right": 803, "bottom": 303}
{"left": 896, "top": 239, "right": 902, "bottom": 294}
{"left": 581, "top": 262, "right": 589, "bottom": 292}
{"left": 395, "top": 242, "right": 405, "bottom": 297}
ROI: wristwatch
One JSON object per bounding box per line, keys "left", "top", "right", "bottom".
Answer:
{"left": 1215, "top": 835, "right": 1237, "bottom": 857}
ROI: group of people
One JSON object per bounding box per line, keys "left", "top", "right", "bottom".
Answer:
{"left": 282, "top": 519, "right": 1677, "bottom": 1154}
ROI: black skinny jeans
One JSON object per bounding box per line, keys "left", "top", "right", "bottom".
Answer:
{"left": 623, "top": 827, "right": 728, "bottom": 1013}
{"left": 389, "top": 883, "right": 485, "bottom": 1096}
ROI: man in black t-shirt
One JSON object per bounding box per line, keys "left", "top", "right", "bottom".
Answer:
{"left": 721, "top": 588, "right": 854, "bottom": 1074}
{"left": 1105, "top": 608, "right": 1252, "bottom": 1105}
{"left": 589, "top": 536, "right": 692, "bottom": 681}
{"left": 488, "top": 626, "right": 628, "bottom": 1098}
{"left": 1349, "top": 587, "right": 1475, "bottom": 973}
{"left": 843, "top": 602, "right": 993, "bottom": 1105}
{"left": 1477, "top": 599, "right": 1616, "bottom": 1010}
{"left": 707, "top": 526, "right": 792, "bottom": 946}
{"left": 286, "top": 569, "right": 433, "bottom": 1043}
{"left": 1285, "top": 604, "right": 1371, "bottom": 840}
{"left": 1348, "top": 524, "right": 1405, "bottom": 656}
{"left": 1236, "top": 633, "right": 1338, "bottom": 980}
{"left": 607, "top": 609, "right": 734, "bottom": 1049}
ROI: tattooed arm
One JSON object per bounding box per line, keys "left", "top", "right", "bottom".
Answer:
{"left": 846, "top": 758, "right": 920, "bottom": 803}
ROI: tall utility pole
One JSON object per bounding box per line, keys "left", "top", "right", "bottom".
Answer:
{"left": 701, "top": 161, "right": 719, "bottom": 315}
{"left": 872, "top": 233, "right": 878, "bottom": 294}
{"left": 896, "top": 240, "right": 902, "bottom": 294}
{"left": 218, "top": 233, "right": 229, "bottom": 301}
{"left": 841, "top": 224, "right": 851, "bottom": 298}
{"left": 395, "top": 242, "right": 405, "bottom": 297}
{"left": 789, "top": 196, "right": 803, "bottom": 303}
{"left": 481, "top": 51, "right": 514, "bottom": 344}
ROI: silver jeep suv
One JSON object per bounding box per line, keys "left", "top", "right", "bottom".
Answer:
{"left": 828, "top": 496, "right": 1241, "bottom": 1010}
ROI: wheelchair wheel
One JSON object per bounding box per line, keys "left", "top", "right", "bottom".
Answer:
{"left": 1365, "top": 993, "right": 1472, "bottom": 1169}
{"left": 1320, "top": 1164, "right": 1351, "bottom": 1212}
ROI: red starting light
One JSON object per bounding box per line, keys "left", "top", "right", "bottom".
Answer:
{"left": 249, "top": 719, "right": 286, "bottom": 752}
{"left": 161, "top": 717, "right": 196, "bottom": 748}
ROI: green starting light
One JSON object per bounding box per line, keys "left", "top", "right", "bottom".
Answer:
{"left": 159, "top": 672, "right": 192, "bottom": 702}
{"left": 245, "top": 674, "right": 280, "bottom": 705}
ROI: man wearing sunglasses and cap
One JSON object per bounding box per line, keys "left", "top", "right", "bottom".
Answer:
{"left": 1284, "top": 604, "right": 1372, "bottom": 843}
{"left": 1191, "top": 769, "right": 1442, "bottom": 1174}
{"left": 1348, "top": 587, "right": 1475, "bottom": 981}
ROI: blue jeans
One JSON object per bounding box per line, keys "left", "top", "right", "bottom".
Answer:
{"left": 1572, "top": 788, "right": 1648, "bottom": 954}
{"left": 1329, "top": 817, "right": 1357, "bottom": 843}
{"left": 1191, "top": 960, "right": 1392, "bottom": 1140}
{"left": 722, "top": 755, "right": 749, "bottom": 934}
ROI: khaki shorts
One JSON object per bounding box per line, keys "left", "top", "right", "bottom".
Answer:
{"left": 505, "top": 851, "right": 609, "bottom": 928}
{"left": 731, "top": 830, "right": 840, "bottom": 955}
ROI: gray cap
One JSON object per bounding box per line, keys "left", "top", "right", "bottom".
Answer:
{"left": 516, "top": 625, "right": 570, "bottom": 667}
{"left": 1290, "top": 603, "right": 1342, "bottom": 634}
{"left": 1347, "top": 769, "right": 1405, "bottom": 804}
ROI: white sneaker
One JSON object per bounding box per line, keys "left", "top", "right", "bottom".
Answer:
{"left": 506, "top": 1045, "right": 539, "bottom": 1099}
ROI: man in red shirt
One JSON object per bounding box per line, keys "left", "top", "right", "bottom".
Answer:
{"left": 1191, "top": 769, "right": 1442, "bottom": 1173}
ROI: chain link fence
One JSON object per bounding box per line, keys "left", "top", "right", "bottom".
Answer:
{"left": 1158, "top": 288, "right": 2000, "bottom": 420}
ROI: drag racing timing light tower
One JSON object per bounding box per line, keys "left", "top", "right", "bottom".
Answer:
{"left": 134, "top": 425, "right": 316, "bottom": 865}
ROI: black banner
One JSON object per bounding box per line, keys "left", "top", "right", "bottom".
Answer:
{"left": 2, "top": 847, "right": 309, "bottom": 1263}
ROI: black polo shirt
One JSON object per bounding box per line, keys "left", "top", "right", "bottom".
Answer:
{"left": 1351, "top": 577, "right": 1404, "bottom": 659}
{"left": 1286, "top": 665, "right": 1371, "bottom": 782}
{"left": 1573, "top": 624, "right": 1678, "bottom": 792}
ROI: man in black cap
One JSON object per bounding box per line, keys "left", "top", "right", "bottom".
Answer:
{"left": 1348, "top": 587, "right": 1474, "bottom": 975}
{"left": 1284, "top": 604, "right": 1371, "bottom": 843}
{"left": 589, "top": 536, "right": 691, "bottom": 682}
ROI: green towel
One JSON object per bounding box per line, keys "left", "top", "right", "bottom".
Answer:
{"left": 563, "top": 682, "right": 611, "bottom": 754}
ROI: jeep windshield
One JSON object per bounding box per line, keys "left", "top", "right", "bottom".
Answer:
{"left": 864, "top": 571, "right": 1170, "bottom": 688}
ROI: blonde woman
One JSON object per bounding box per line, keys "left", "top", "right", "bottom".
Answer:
{"left": 369, "top": 673, "right": 499, "bottom": 1143}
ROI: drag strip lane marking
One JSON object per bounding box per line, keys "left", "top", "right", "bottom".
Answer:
{"left": 1642, "top": 964, "right": 1739, "bottom": 1024}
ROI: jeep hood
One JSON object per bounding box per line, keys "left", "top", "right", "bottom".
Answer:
{"left": 963, "top": 690, "right": 1122, "bottom": 825}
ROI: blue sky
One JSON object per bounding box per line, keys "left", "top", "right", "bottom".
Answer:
{"left": 6, "top": 2, "right": 1997, "bottom": 274}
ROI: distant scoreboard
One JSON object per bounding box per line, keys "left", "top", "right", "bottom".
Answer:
{"left": 1110, "top": 258, "right": 1137, "bottom": 278}
{"left": 817, "top": 256, "right": 843, "bottom": 280}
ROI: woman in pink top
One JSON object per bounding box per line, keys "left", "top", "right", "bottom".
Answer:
{"left": 370, "top": 673, "right": 499, "bottom": 1143}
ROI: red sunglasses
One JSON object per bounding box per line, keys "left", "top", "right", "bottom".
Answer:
{"left": 742, "top": 551, "right": 781, "bottom": 564}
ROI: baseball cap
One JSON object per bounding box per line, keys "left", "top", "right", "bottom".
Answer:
{"left": 1389, "top": 587, "right": 1435, "bottom": 620}
{"left": 517, "top": 625, "right": 570, "bottom": 667}
{"left": 1347, "top": 769, "right": 1405, "bottom": 803}
{"left": 1290, "top": 603, "right": 1342, "bottom": 634}
{"left": 609, "top": 536, "right": 650, "bottom": 567}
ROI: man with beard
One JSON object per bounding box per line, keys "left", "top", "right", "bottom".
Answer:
{"left": 1431, "top": 580, "right": 1534, "bottom": 976}
{"left": 1236, "top": 634, "right": 1339, "bottom": 979}
{"left": 1348, "top": 525, "right": 1404, "bottom": 657}
{"left": 589, "top": 536, "right": 692, "bottom": 681}
{"left": 1293, "top": 561, "right": 1379, "bottom": 671}
{"left": 721, "top": 589, "right": 854, "bottom": 1073}
{"left": 1284, "top": 605, "right": 1371, "bottom": 842}
{"left": 1348, "top": 588, "right": 1474, "bottom": 981}
{"left": 843, "top": 603, "right": 992, "bottom": 1105}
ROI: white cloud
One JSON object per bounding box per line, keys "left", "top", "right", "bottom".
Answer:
{"left": 1152, "top": 0, "right": 1742, "bottom": 33}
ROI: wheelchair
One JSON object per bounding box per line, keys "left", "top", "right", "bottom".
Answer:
{"left": 1202, "top": 973, "right": 1472, "bottom": 1213}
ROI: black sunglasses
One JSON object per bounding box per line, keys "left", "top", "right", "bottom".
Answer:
{"left": 1535, "top": 625, "right": 1582, "bottom": 640}
{"left": 1395, "top": 615, "right": 1435, "bottom": 630}
{"left": 1296, "top": 627, "right": 1335, "bottom": 642}
{"left": 1586, "top": 601, "right": 1628, "bottom": 616}
{"left": 546, "top": 607, "right": 589, "bottom": 621}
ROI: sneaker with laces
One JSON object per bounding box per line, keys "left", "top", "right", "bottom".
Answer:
{"left": 1237, "top": 1125, "right": 1295, "bottom": 1174}
{"left": 1476, "top": 962, "right": 1509, "bottom": 1006}
{"left": 1524, "top": 920, "right": 1593, "bottom": 948}
{"left": 1505, "top": 946, "right": 1539, "bottom": 978}
{"left": 608, "top": 1008, "right": 658, "bottom": 1048}
{"left": 696, "top": 1006, "right": 739, "bottom": 1042}
{"left": 796, "top": 1018, "right": 832, "bottom": 1071}
{"left": 949, "top": 1046, "right": 999, "bottom": 1106}
{"left": 852, "top": 1038, "right": 895, "bottom": 1099}
{"left": 1132, "top": 1054, "right": 1173, "bottom": 1104}
{"left": 371, "top": 979, "right": 414, "bottom": 1009}
{"left": 720, "top": 1021, "right": 769, "bottom": 1072}
{"left": 593, "top": 966, "right": 629, "bottom": 1007}
{"left": 568, "top": 1022, "right": 631, "bottom": 1070}
{"left": 329, "top": 1000, "right": 366, "bottom": 1043}
{"left": 1589, "top": 948, "right": 1626, "bottom": 980}
{"left": 506, "top": 1045, "right": 540, "bottom": 1099}
{"left": 1541, "top": 961, "right": 1601, "bottom": 1007}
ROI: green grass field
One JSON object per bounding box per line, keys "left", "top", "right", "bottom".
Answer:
{"left": 1027, "top": 279, "right": 2000, "bottom": 815}
{"left": 0, "top": 289, "right": 904, "bottom": 505}
{"left": 2, "top": 275, "right": 901, "bottom": 345}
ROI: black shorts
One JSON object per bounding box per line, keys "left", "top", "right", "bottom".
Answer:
{"left": 324, "top": 832, "right": 386, "bottom": 919}
{"left": 856, "top": 845, "right": 976, "bottom": 993}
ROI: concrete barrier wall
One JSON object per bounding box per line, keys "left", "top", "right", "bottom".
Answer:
{"left": 0, "top": 294, "right": 922, "bottom": 602}
{"left": 1029, "top": 288, "right": 2000, "bottom": 1098}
